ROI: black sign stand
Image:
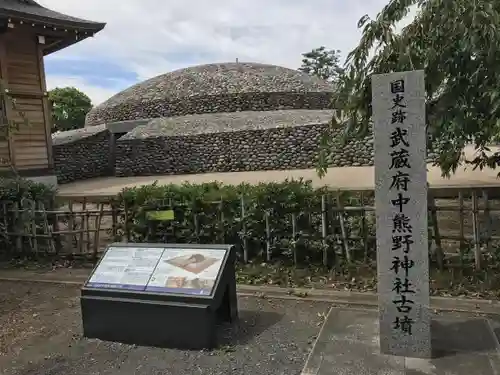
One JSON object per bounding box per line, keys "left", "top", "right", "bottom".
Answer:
{"left": 80, "top": 243, "right": 238, "bottom": 350}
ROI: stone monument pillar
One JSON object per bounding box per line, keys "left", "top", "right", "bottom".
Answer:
{"left": 372, "top": 70, "right": 431, "bottom": 358}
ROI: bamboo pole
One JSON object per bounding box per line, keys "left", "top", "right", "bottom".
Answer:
{"left": 291, "top": 212, "right": 298, "bottom": 266}
{"left": 336, "top": 191, "right": 350, "bottom": 264}
{"left": 471, "top": 191, "right": 481, "bottom": 270}
{"left": 93, "top": 204, "right": 105, "bottom": 260}
{"left": 321, "top": 195, "right": 328, "bottom": 266}
{"left": 482, "top": 190, "right": 492, "bottom": 256}
{"left": 458, "top": 191, "right": 465, "bottom": 266}
{"left": 429, "top": 193, "right": 444, "bottom": 270}
{"left": 241, "top": 195, "right": 248, "bottom": 263}
{"left": 265, "top": 210, "right": 271, "bottom": 262}
{"left": 360, "top": 192, "right": 369, "bottom": 263}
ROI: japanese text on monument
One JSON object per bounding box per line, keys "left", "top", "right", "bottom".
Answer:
{"left": 388, "top": 78, "right": 415, "bottom": 335}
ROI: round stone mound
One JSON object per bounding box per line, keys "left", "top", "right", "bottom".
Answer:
{"left": 85, "top": 62, "right": 335, "bottom": 126}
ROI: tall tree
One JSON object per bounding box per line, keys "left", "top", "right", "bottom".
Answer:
{"left": 298, "top": 46, "right": 344, "bottom": 83}
{"left": 328, "top": 0, "right": 500, "bottom": 176}
{"left": 49, "top": 87, "right": 92, "bottom": 133}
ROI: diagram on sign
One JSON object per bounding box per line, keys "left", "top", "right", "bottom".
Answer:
{"left": 145, "top": 249, "right": 226, "bottom": 295}
{"left": 165, "top": 253, "right": 218, "bottom": 274}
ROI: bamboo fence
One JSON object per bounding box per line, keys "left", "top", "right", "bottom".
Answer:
{"left": 0, "top": 187, "right": 499, "bottom": 271}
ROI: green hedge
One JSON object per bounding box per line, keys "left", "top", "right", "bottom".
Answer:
{"left": 115, "top": 179, "right": 376, "bottom": 266}
{"left": 0, "top": 177, "right": 56, "bottom": 203}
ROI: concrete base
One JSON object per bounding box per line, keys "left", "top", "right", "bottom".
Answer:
{"left": 302, "top": 308, "right": 500, "bottom": 375}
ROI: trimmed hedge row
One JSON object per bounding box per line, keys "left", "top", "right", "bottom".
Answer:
{"left": 0, "top": 177, "right": 375, "bottom": 266}
{"left": 114, "top": 180, "right": 376, "bottom": 265}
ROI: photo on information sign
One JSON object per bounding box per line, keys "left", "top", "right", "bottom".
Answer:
{"left": 145, "top": 248, "right": 227, "bottom": 295}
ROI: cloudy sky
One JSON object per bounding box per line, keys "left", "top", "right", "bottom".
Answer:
{"left": 38, "top": 0, "right": 416, "bottom": 106}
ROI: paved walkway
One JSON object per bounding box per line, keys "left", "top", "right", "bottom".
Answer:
{"left": 302, "top": 308, "right": 500, "bottom": 374}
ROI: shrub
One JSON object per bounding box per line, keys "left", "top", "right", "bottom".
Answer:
{"left": 0, "top": 178, "right": 57, "bottom": 257}
{"left": 114, "top": 179, "right": 375, "bottom": 266}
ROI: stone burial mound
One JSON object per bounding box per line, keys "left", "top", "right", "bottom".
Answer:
{"left": 51, "top": 62, "right": 442, "bottom": 183}
{"left": 84, "top": 62, "right": 336, "bottom": 126}
{"left": 113, "top": 110, "right": 377, "bottom": 177}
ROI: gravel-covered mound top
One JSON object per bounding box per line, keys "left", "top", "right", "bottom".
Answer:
{"left": 94, "top": 62, "right": 334, "bottom": 105}
{"left": 52, "top": 124, "right": 107, "bottom": 146}
{"left": 120, "top": 109, "right": 335, "bottom": 140}
{"left": 85, "top": 62, "right": 335, "bottom": 126}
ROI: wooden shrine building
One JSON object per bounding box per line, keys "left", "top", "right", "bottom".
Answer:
{"left": 0, "top": 0, "right": 105, "bottom": 185}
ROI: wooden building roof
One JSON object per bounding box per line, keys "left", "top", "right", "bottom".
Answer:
{"left": 0, "top": 0, "right": 106, "bottom": 54}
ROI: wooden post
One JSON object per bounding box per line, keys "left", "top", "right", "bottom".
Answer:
{"left": 31, "top": 201, "right": 38, "bottom": 255}
{"left": 458, "top": 191, "right": 465, "bottom": 266}
{"left": 68, "top": 201, "right": 75, "bottom": 249}
{"left": 321, "top": 195, "right": 328, "bottom": 266}
{"left": 482, "top": 190, "right": 492, "bottom": 256}
{"left": 265, "top": 211, "right": 271, "bottom": 262}
{"left": 471, "top": 190, "right": 481, "bottom": 270}
{"left": 85, "top": 205, "right": 91, "bottom": 253}
{"left": 241, "top": 195, "right": 248, "bottom": 263}
{"left": 291, "top": 212, "right": 298, "bottom": 266}
{"left": 123, "top": 201, "right": 131, "bottom": 243}
{"left": 193, "top": 213, "right": 199, "bottom": 242}
{"left": 111, "top": 202, "right": 118, "bottom": 241}
{"left": 79, "top": 199, "right": 86, "bottom": 253}
{"left": 13, "top": 203, "right": 22, "bottom": 253}
{"left": 336, "top": 190, "right": 350, "bottom": 264}
{"left": 360, "top": 192, "right": 369, "bottom": 263}
{"left": 429, "top": 192, "right": 444, "bottom": 270}
{"left": 219, "top": 199, "right": 225, "bottom": 243}
{"left": 93, "top": 204, "right": 104, "bottom": 260}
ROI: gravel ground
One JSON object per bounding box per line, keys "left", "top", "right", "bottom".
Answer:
{"left": 0, "top": 281, "right": 329, "bottom": 375}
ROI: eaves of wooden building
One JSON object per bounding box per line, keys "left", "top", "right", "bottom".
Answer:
{"left": 0, "top": 0, "right": 105, "bottom": 186}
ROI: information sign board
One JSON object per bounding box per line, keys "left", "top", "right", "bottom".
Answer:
{"left": 81, "top": 243, "right": 237, "bottom": 350}
{"left": 85, "top": 245, "right": 227, "bottom": 295}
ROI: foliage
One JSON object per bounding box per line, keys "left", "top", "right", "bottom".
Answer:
{"left": 0, "top": 178, "right": 57, "bottom": 256}
{"left": 49, "top": 87, "right": 92, "bottom": 133}
{"left": 298, "top": 46, "right": 344, "bottom": 84}
{"left": 114, "top": 180, "right": 374, "bottom": 266}
{"left": 0, "top": 177, "right": 56, "bottom": 204}
{"left": 329, "top": 0, "right": 500, "bottom": 176}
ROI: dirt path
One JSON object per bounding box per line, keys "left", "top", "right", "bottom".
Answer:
{"left": 0, "top": 280, "right": 329, "bottom": 375}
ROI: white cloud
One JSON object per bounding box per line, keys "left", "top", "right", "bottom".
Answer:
{"left": 38, "top": 0, "right": 418, "bottom": 104}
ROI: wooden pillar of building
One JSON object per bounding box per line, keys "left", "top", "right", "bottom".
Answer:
{"left": 0, "top": 28, "right": 54, "bottom": 184}
{"left": 0, "top": 0, "right": 106, "bottom": 186}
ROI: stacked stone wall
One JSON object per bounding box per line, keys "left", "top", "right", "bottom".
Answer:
{"left": 86, "top": 92, "right": 333, "bottom": 126}
{"left": 114, "top": 124, "right": 379, "bottom": 177}
{"left": 53, "top": 130, "right": 111, "bottom": 184}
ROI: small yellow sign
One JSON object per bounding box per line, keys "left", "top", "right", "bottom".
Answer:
{"left": 146, "top": 210, "right": 175, "bottom": 221}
